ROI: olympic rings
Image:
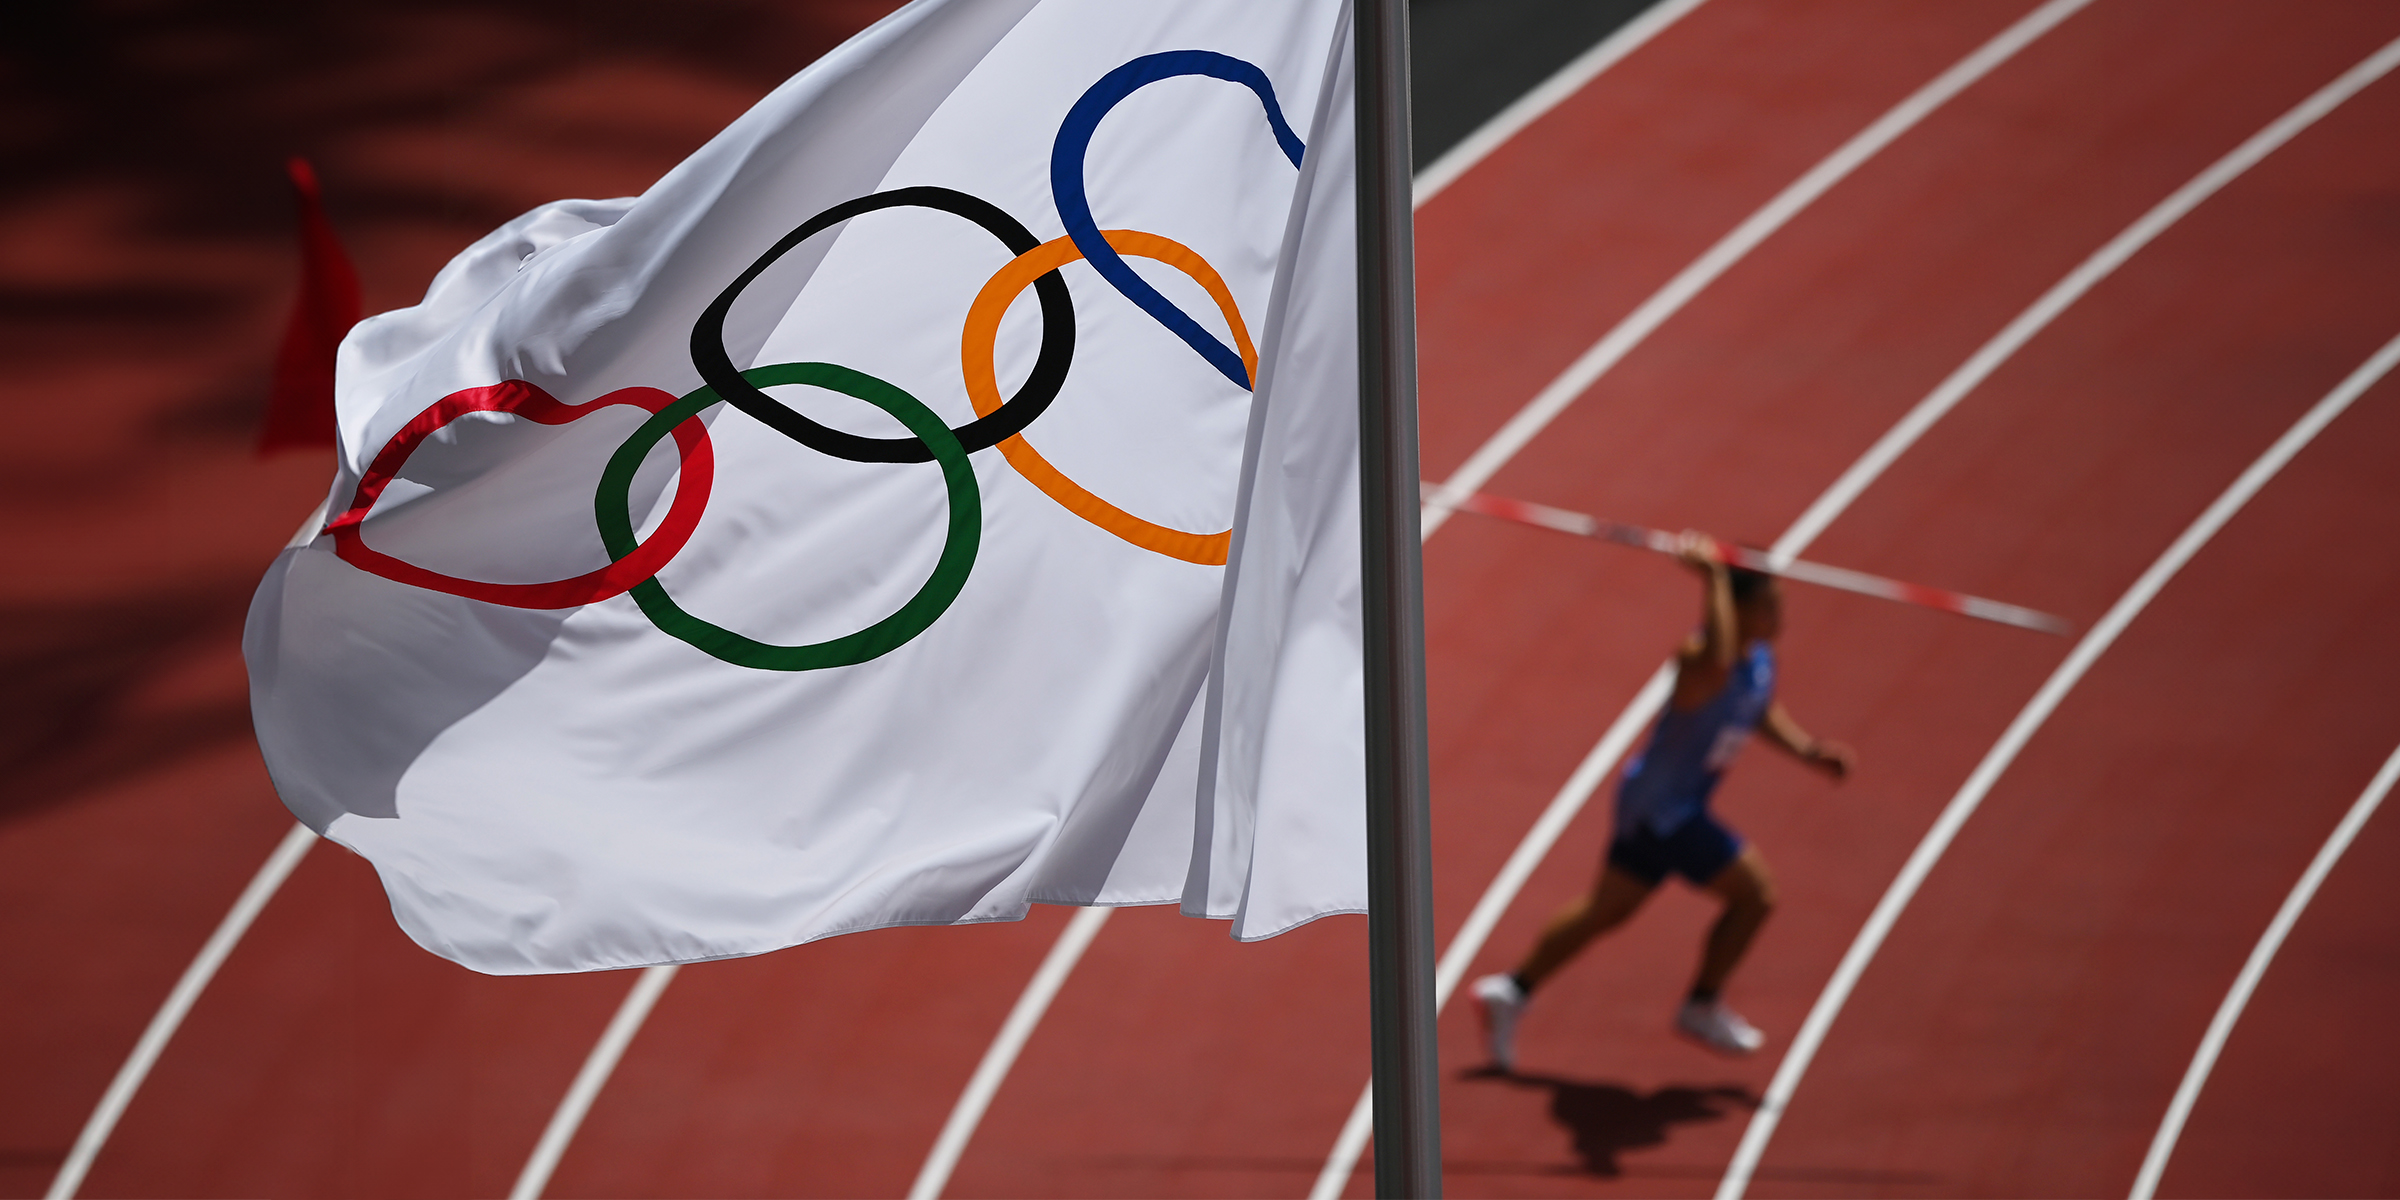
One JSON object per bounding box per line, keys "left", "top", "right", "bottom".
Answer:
{"left": 328, "top": 380, "right": 714, "bottom": 609}
{"left": 1052, "top": 51, "right": 1302, "bottom": 390}
{"left": 963, "top": 229, "right": 1254, "bottom": 566}
{"left": 690, "top": 186, "right": 1075, "bottom": 464}
{"left": 594, "top": 362, "right": 981, "bottom": 672}
{"left": 335, "top": 51, "right": 1298, "bottom": 670}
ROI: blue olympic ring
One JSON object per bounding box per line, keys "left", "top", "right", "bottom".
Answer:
{"left": 1051, "top": 50, "right": 1306, "bottom": 391}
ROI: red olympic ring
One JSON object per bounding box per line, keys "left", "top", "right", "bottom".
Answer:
{"left": 326, "top": 381, "right": 715, "bottom": 608}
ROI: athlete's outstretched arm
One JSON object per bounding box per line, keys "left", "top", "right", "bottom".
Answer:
{"left": 1761, "top": 701, "right": 1853, "bottom": 780}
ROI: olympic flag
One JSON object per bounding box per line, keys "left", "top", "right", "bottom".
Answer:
{"left": 243, "top": 0, "right": 1375, "bottom": 974}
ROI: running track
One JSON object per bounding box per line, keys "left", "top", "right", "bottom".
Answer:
{"left": 7, "top": 1, "right": 2400, "bottom": 1196}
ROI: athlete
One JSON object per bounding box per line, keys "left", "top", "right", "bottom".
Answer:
{"left": 1472, "top": 532, "right": 1854, "bottom": 1067}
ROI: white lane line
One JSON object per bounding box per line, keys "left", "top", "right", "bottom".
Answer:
{"left": 1419, "top": 0, "right": 2099, "bottom": 542}
{"left": 1308, "top": 667, "right": 1675, "bottom": 1200}
{"left": 47, "top": 505, "right": 336, "bottom": 1199}
{"left": 47, "top": 822, "right": 316, "bottom": 1200}
{"left": 510, "top": 964, "right": 680, "bottom": 1200}
{"left": 2128, "top": 740, "right": 2400, "bottom": 1200}
{"left": 901, "top": 6, "right": 1724, "bottom": 1192}
{"left": 1411, "top": 0, "right": 1714, "bottom": 207}
{"left": 1775, "top": 40, "right": 2400, "bottom": 562}
{"left": 908, "top": 905, "right": 1113, "bottom": 1200}
{"left": 1311, "top": 2, "right": 2099, "bottom": 1191}
{"left": 1717, "top": 326, "right": 2400, "bottom": 1200}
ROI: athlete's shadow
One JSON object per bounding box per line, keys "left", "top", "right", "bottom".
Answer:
{"left": 1468, "top": 1068, "right": 1756, "bottom": 1178}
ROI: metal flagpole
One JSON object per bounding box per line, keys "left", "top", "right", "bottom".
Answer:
{"left": 1353, "top": 0, "right": 1442, "bottom": 1195}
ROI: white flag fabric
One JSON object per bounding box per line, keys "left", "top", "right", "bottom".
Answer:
{"left": 244, "top": 0, "right": 1366, "bottom": 973}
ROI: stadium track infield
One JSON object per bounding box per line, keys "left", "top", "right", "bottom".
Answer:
{"left": 0, "top": 5, "right": 924, "bottom": 1197}
{"left": 951, "top": 1, "right": 2400, "bottom": 1197}
{"left": 2151, "top": 736, "right": 2400, "bottom": 1199}
{"left": 7, "top": 2, "right": 1663, "bottom": 1197}
{"left": 10, "top": 1, "right": 2400, "bottom": 1198}
{"left": 1717, "top": 54, "right": 2400, "bottom": 1196}
{"left": 1412, "top": 8, "right": 2400, "bottom": 1199}
{"left": 1743, "top": 346, "right": 2400, "bottom": 1199}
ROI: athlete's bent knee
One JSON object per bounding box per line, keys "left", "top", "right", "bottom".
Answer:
{"left": 1713, "top": 854, "right": 1776, "bottom": 913}
{"left": 1748, "top": 871, "right": 1778, "bottom": 914}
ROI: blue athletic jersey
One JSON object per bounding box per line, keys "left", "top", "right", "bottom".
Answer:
{"left": 1616, "top": 640, "right": 1775, "bottom": 837}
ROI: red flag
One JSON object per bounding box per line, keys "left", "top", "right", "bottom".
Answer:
{"left": 258, "top": 156, "right": 361, "bottom": 454}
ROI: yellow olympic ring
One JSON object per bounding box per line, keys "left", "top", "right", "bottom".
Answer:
{"left": 963, "top": 229, "right": 1257, "bottom": 567}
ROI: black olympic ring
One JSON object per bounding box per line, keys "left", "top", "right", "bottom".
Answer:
{"left": 691, "top": 185, "right": 1076, "bottom": 464}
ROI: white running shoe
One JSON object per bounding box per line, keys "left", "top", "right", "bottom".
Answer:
{"left": 1471, "top": 973, "right": 1529, "bottom": 1072}
{"left": 1675, "top": 997, "right": 1765, "bottom": 1056}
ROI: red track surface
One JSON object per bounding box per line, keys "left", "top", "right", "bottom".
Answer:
{"left": 8, "top": 1, "right": 2400, "bottom": 1197}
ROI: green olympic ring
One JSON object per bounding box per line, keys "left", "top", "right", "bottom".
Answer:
{"left": 595, "top": 362, "right": 981, "bottom": 671}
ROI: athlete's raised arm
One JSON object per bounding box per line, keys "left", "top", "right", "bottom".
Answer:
{"left": 1670, "top": 530, "right": 1738, "bottom": 709}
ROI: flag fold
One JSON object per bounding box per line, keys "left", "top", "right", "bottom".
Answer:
{"left": 245, "top": 0, "right": 1366, "bottom": 973}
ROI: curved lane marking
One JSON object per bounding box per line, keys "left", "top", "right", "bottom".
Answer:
{"left": 1418, "top": 0, "right": 2098, "bottom": 541}
{"left": 1314, "top": 1, "right": 2100, "bottom": 1192}
{"left": 908, "top": 906, "right": 1113, "bottom": 1200}
{"left": 1715, "top": 40, "right": 2400, "bottom": 1195}
{"left": 46, "top": 823, "right": 316, "bottom": 1200}
{"left": 48, "top": 508, "right": 340, "bottom": 1200}
{"left": 510, "top": 964, "right": 681, "bottom": 1200}
{"left": 2127, "top": 740, "right": 2400, "bottom": 1200}
{"left": 1411, "top": 0, "right": 1714, "bottom": 206}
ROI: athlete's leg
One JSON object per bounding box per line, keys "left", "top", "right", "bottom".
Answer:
{"left": 1691, "top": 845, "right": 1777, "bottom": 999}
{"left": 1477, "top": 856, "right": 1656, "bottom": 1070}
{"left": 1512, "top": 865, "right": 1655, "bottom": 992}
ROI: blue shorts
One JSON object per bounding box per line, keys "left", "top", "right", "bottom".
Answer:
{"left": 1607, "top": 811, "right": 1744, "bottom": 887}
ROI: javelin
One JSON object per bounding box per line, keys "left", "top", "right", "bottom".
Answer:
{"left": 1441, "top": 488, "right": 2073, "bottom": 636}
